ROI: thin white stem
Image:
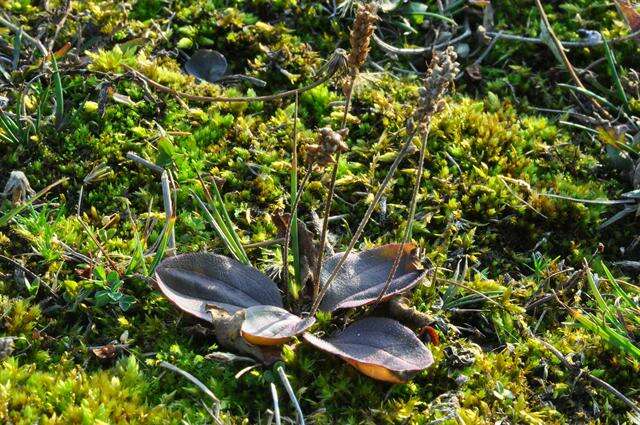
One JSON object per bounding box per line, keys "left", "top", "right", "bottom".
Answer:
{"left": 277, "top": 366, "right": 305, "bottom": 425}
{"left": 270, "top": 383, "right": 282, "bottom": 425}
{"left": 158, "top": 361, "right": 223, "bottom": 425}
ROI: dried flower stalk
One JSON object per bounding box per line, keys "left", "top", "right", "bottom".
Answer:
{"left": 347, "top": 3, "right": 378, "bottom": 74}
{"left": 373, "top": 47, "right": 460, "bottom": 307}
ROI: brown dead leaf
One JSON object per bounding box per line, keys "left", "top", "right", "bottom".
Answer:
{"left": 615, "top": 0, "right": 640, "bottom": 41}
{"left": 92, "top": 344, "right": 117, "bottom": 359}
{"left": 466, "top": 63, "right": 482, "bottom": 80}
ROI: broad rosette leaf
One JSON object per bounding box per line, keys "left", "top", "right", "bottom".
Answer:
{"left": 304, "top": 317, "right": 434, "bottom": 383}
{"left": 319, "top": 243, "right": 426, "bottom": 312}
{"left": 155, "top": 253, "right": 283, "bottom": 321}
{"left": 241, "top": 305, "right": 316, "bottom": 346}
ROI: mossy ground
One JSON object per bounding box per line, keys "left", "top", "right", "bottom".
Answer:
{"left": 1, "top": 0, "right": 640, "bottom": 423}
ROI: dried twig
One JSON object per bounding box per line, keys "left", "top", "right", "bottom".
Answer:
{"left": 124, "top": 49, "right": 347, "bottom": 104}
{"left": 0, "top": 13, "right": 48, "bottom": 55}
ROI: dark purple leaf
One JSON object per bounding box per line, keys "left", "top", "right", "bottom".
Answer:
{"left": 241, "top": 305, "right": 315, "bottom": 346}
{"left": 304, "top": 317, "right": 434, "bottom": 383}
{"left": 155, "top": 253, "right": 283, "bottom": 321}
{"left": 185, "top": 50, "right": 228, "bottom": 83}
{"left": 319, "top": 244, "right": 426, "bottom": 312}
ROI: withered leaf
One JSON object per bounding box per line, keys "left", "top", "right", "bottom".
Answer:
{"left": 185, "top": 49, "right": 228, "bottom": 83}
{"left": 304, "top": 317, "right": 434, "bottom": 383}
{"left": 155, "top": 252, "right": 283, "bottom": 321}
{"left": 209, "top": 307, "right": 281, "bottom": 364}
{"left": 319, "top": 244, "right": 426, "bottom": 312}
{"left": 241, "top": 305, "right": 315, "bottom": 346}
{"left": 91, "top": 344, "right": 117, "bottom": 359}
{"left": 615, "top": 0, "right": 640, "bottom": 35}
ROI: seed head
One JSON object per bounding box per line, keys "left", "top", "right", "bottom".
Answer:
{"left": 304, "top": 127, "right": 349, "bottom": 167}
{"left": 2, "top": 171, "right": 35, "bottom": 205}
{"left": 0, "top": 337, "right": 14, "bottom": 360}
{"left": 347, "top": 3, "right": 378, "bottom": 73}
{"left": 414, "top": 46, "right": 460, "bottom": 129}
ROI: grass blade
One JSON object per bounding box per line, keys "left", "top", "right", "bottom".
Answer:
{"left": 602, "top": 35, "right": 629, "bottom": 108}
{"left": 149, "top": 216, "right": 175, "bottom": 274}
{"left": 290, "top": 94, "right": 302, "bottom": 292}
{"left": 51, "top": 56, "right": 64, "bottom": 126}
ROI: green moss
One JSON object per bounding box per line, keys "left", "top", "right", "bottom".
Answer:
{"left": 0, "top": 356, "right": 180, "bottom": 424}
{"left": 1, "top": 0, "right": 640, "bottom": 422}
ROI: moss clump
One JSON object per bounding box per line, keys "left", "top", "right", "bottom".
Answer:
{"left": 0, "top": 356, "right": 180, "bottom": 424}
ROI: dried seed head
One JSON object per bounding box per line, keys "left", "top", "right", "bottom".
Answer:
{"left": 326, "top": 48, "right": 349, "bottom": 76}
{"left": 2, "top": 171, "right": 35, "bottom": 205}
{"left": 305, "top": 127, "right": 349, "bottom": 167}
{"left": 414, "top": 46, "right": 460, "bottom": 129}
{"left": 347, "top": 3, "right": 378, "bottom": 73}
{"left": 0, "top": 337, "right": 14, "bottom": 360}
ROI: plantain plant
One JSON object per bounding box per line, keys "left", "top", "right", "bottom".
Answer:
{"left": 146, "top": 3, "right": 460, "bottom": 383}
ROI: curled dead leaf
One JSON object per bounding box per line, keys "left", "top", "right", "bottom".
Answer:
{"left": 240, "top": 305, "right": 315, "bottom": 346}
{"left": 91, "top": 344, "right": 117, "bottom": 359}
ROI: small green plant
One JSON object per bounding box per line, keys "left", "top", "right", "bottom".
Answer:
{"left": 93, "top": 266, "right": 136, "bottom": 311}
{"left": 571, "top": 262, "right": 640, "bottom": 361}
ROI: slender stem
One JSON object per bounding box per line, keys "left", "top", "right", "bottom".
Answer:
{"left": 282, "top": 167, "right": 313, "bottom": 299}
{"left": 161, "top": 170, "right": 176, "bottom": 254}
{"left": 125, "top": 62, "right": 339, "bottom": 104}
{"left": 310, "top": 127, "right": 419, "bottom": 316}
{"left": 290, "top": 93, "right": 302, "bottom": 289}
{"left": 533, "top": 0, "right": 609, "bottom": 118}
{"left": 372, "top": 124, "right": 431, "bottom": 307}
{"left": 276, "top": 366, "right": 305, "bottom": 425}
{"left": 312, "top": 74, "right": 356, "bottom": 300}
{"left": 158, "top": 361, "right": 223, "bottom": 425}
{"left": 76, "top": 185, "right": 84, "bottom": 217}
{"left": 0, "top": 14, "right": 48, "bottom": 55}
{"left": 270, "top": 383, "right": 282, "bottom": 425}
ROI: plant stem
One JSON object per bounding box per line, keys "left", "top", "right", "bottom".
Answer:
{"left": 282, "top": 167, "right": 313, "bottom": 299}
{"left": 290, "top": 93, "right": 302, "bottom": 290}
{"left": 533, "top": 0, "right": 610, "bottom": 119}
{"left": 270, "top": 383, "right": 282, "bottom": 425}
{"left": 0, "top": 14, "right": 48, "bottom": 55}
{"left": 372, "top": 124, "right": 431, "bottom": 307}
{"left": 309, "top": 127, "right": 419, "bottom": 316}
{"left": 312, "top": 74, "right": 355, "bottom": 300}
{"left": 125, "top": 51, "right": 343, "bottom": 104}
{"left": 276, "top": 366, "right": 305, "bottom": 425}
